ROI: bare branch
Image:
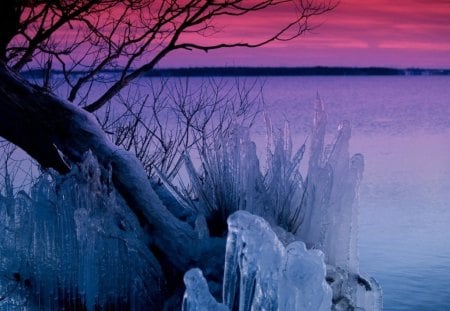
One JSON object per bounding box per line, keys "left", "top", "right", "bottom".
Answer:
{"left": 2, "top": 0, "right": 336, "bottom": 111}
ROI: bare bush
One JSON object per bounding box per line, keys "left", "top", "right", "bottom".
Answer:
{"left": 0, "top": 140, "right": 38, "bottom": 197}
{"left": 100, "top": 77, "right": 263, "bottom": 178}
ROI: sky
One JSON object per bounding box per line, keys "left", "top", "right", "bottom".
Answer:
{"left": 160, "top": 0, "right": 450, "bottom": 69}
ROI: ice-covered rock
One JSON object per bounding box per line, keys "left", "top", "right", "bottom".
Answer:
{"left": 326, "top": 266, "right": 383, "bottom": 311}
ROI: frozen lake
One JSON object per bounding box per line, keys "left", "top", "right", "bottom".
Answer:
{"left": 254, "top": 75, "right": 450, "bottom": 311}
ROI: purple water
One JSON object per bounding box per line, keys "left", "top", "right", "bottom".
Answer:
{"left": 55, "top": 74, "right": 450, "bottom": 309}
{"left": 257, "top": 75, "right": 450, "bottom": 311}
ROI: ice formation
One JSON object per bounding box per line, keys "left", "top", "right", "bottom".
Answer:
{"left": 298, "top": 96, "right": 362, "bottom": 271}
{"left": 181, "top": 121, "right": 306, "bottom": 236}
{"left": 182, "top": 268, "right": 228, "bottom": 311}
{"left": 181, "top": 95, "right": 382, "bottom": 310}
{"left": 0, "top": 96, "right": 382, "bottom": 310}
{"left": 182, "top": 211, "right": 332, "bottom": 311}
{"left": 224, "top": 211, "right": 332, "bottom": 311}
{"left": 0, "top": 153, "right": 162, "bottom": 310}
{"left": 180, "top": 96, "right": 365, "bottom": 271}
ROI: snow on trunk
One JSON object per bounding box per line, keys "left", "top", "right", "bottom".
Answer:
{"left": 0, "top": 65, "right": 206, "bottom": 272}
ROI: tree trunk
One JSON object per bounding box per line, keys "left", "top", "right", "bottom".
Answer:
{"left": 0, "top": 63, "right": 214, "bottom": 273}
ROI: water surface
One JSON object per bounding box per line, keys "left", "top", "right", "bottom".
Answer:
{"left": 257, "top": 76, "right": 450, "bottom": 311}
{"left": 55, "top": 74, "right": 450, "bottom": 309}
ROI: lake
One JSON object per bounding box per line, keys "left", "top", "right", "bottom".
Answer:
{"left": 251, "top": 75, "right": 450, "bottom": 311}
{"left": 32, "top": 74, "right": 450, "bottom": 309}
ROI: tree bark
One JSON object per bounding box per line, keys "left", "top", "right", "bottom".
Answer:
{"left": 0, "top": 63, "right": 209, "bottom": 271}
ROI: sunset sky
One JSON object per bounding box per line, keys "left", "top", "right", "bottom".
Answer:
{"left": 160, "top": 0, "right": 450, "bottom": 69}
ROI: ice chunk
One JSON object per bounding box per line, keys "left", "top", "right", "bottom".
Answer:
{"left": 182, "top": 268, "right": 228, "bottom": 311}
{"left": 223, "top": 211, "right": 284, "bottom": 310}
{"left": 222, "top": 211, "right": 331, "bottom": 311}
{"left": 279, "top": 242, "right": 332, "bottom": 311}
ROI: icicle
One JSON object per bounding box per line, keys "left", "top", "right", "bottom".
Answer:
{"left": 223, "top": 211, "right": 283, "bottom": 310}
{"left": 221, "top": 211, "right": 331, "bottom": 311}
{"left": 0, "top": 153, "right": 163, "bottom": 310}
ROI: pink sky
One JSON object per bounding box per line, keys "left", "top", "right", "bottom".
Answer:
{"left": 160, "top": 0, "right": 450, "bottom": 68}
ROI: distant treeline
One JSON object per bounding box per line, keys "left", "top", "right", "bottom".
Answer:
{"left": 23, "top": 67, "right": 450, "bottom": 78}
{"left": 145, "top": 67, "right": 450, "bottom": 77}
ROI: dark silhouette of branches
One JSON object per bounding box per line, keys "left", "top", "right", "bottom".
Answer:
{"left": 102, "top": 77, "right": 263, "bottom": 178}
{"left": 1, "top": 0, "right": 336, "bottom": 112}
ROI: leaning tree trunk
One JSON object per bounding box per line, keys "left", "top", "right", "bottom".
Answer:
{"left": 0, "top": 64, "right": 222, "bottom": 294}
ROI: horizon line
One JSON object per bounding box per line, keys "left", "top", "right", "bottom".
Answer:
{"left": 23, "top": 66, "right": 450, "bottom": 77}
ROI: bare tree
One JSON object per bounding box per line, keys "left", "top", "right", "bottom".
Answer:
{"left": 2, "top": 1, "right": 335, "bottom": 108}
{"left": 0, "top": 0, "right": 336, "bottom": 176}
{"left": 0, "top": 0, "right": 337, "bottom": 308}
